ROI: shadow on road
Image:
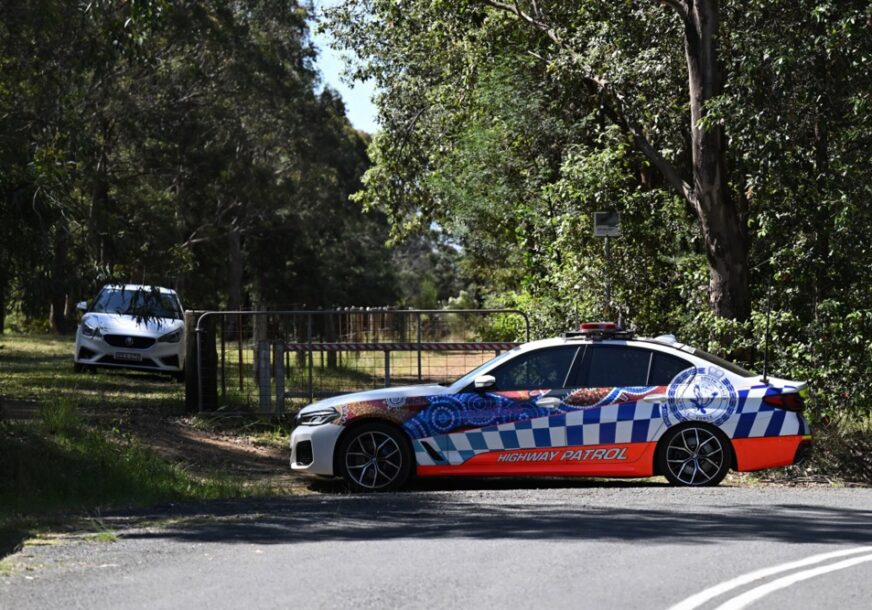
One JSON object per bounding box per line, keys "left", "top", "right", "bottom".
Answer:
{"left": 112, "top": 482, "right": 872, "bottom": 548}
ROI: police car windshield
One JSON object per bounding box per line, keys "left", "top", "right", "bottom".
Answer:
{"left": 691, "top": 348, "right": 756, "bottom": 377}
{"left": 450, "top": 347, "right": 522, "bottom": 388}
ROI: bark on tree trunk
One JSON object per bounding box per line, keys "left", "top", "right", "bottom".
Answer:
{"left": 227, "top": 228, "right": 244, "bottom": 344}
{"left": 49, "top": 225, "right": 70, "bottom": 334}
{"left": 684, "top": 0, "right": 750, "bottom": 320}
{"left": 0, "top": 270, "right": 6, "bottom": 335}
{"left": 228, "top": 228, "right": 243, "bottom": 311}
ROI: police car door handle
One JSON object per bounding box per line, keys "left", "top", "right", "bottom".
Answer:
{"left": 536, "top": 397, "right": 562, "bottom": 408}
{"left": 640, "top": 394, "right": 667, "bottom": 402}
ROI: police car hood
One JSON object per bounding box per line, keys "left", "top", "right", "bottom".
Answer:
{"left": 300, "top": 384, "right": 449, "bottom": 413}
{"left": 82, "top": 312, "right": 183, "bottom": 336}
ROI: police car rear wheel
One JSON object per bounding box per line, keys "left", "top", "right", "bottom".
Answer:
{"left": 659, "top": 424, "right": 731, "bottom": 486}
{"left": 337, "top": 422, "right": 412, "bottom": 493}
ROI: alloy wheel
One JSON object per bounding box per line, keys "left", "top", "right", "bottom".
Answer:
{"left": 664, "top": 426, "right": 726, "bottom": 486}
{"left": 344, "top": 430, "right": 404, "bottom": 490}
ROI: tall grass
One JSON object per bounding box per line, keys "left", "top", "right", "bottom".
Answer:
{"left": 804, "top": 414, "right": 872, "bottom": 483}
{"left": 38, "top": 397, "right": 81, "bottom": 435}
{"left": 1, "top": 398, "right": 263, "bottom": 528}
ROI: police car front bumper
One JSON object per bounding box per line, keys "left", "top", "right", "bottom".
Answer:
{"left": 290, "top": 423, "right": 343, "bottom": 476}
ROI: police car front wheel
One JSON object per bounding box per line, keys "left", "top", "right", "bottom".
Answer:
{"left": 337, "top": 422, "right": 413, "bottom": 492}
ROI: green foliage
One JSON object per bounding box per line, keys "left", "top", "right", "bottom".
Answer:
{"left": 0, "top": 0, "right": 413, "bottom": 332}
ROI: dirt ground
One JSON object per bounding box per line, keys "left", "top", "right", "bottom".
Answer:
{"left": 124, "top": 414, "right": 306, "bottom": 490}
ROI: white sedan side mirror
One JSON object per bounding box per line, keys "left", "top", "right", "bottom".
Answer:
{"left": 76, "top": 301, "right": 88, "bottom": 312}
{"left": 474, "top": 375, "right": 496, "bottom": 389}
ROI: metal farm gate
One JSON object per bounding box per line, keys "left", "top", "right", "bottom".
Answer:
{"left": 184, "top": 309, "right": 530, "bottom": 414}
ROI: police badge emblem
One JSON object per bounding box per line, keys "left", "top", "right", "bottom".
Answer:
{"left": 664, "top": 366, "right": 738, "bottom": 426}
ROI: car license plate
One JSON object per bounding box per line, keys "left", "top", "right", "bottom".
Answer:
{"left": 115, "top": 352, "right": 142, "bottom": 362}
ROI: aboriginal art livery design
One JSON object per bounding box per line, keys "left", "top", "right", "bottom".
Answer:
{"left": 327, "top": 365, "right": 810, "bottom": 471}
{"left": 335, "top": 396, "right": 430, "bottom": 426}
{"left": 566, "top": 386, "right": 657, "bottom": 408}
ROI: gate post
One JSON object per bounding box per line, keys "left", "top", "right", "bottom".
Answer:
{"left": 384, "top": 350, "right": 391, "bottom": 387}
{"left": 184, "top": 310, "right": 198, "bottom": 413}
{"left": 274, "top": 341, "right": 285, "bottom": 414}
{"left": 257, "top": 340, "right": 271, "bottom": 412}
{"left": 185, "top": 311, "right": 218, "bottom": 412}
{"left": 416, "top": 312, "right": 422, "bottom": 382}
{"left": 252, "top": 310, "right": 267, "bottom": 386}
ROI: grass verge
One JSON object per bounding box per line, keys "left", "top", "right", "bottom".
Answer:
{"left": 0, "top": 398, "right": 271, "bottom": 557}
{"left": 0, "top": 333, "right": 183, "bottom": 415}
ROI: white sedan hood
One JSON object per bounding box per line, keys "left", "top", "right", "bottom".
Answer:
{"left": 300, "top": 384, "right": 449, "bottom": 414}
{"left": 82, "top": 312, "right": 184, "bottom": 336}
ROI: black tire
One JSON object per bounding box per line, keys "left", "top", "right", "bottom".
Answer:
{"left": 337, "top": 421, "right": 413, "bottom": 493}
{"left": 657, "top": 424, "right": 732, "bottom": 487}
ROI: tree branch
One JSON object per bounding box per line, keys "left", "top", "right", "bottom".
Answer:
{"left": 659, "top": 0, "right": 689, "bottom": 22}
{"left": 482, "top": 0, "right": 693, "bottom": 202}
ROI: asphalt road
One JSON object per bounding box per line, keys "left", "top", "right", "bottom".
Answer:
{"left": 3, "top": 480, "right": 872, "bottom": 609}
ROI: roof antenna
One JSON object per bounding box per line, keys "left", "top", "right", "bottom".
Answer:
{"left": 762, "top": 275, "right": 772, "bottom": 385}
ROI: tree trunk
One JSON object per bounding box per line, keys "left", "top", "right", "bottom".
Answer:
{"left": 49, "top": 225, "right": 70, "bottom": 334}
{"left": 228, "top": 228, "right": 243, "bottom": 311}
{"left": 684, "top": 0, "right": 750, "bottom": 320}
{"left": 0, "top": 269, "right": 6, "bottom": 335}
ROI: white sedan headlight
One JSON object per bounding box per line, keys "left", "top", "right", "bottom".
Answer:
{"left": 81, "top": 321, "right": 102, "bottom": 339}
{"left": 158, "top": 329, "right": 183, "bottom": 343}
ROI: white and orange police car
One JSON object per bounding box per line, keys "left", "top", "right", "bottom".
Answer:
{"left": 290, "top": 323, "right": 812, "bottom": 491}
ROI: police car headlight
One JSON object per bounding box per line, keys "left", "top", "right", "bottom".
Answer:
{"left": 158, "top": 329, "right": 182, "bottom": 343}
{"left": 296, "top": 408, "right": 339, "bottom": 426}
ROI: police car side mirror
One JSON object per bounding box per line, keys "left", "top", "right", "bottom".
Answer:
{"left": 474, "top": 375, "right": 495, "bottom": 390}
{"left": 76, "top": 301, "right": 88, "bottom": 312}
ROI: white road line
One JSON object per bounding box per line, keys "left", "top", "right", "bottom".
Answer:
{"left": 714, "top": 552, "right": 872, "bottom": 610}
{"left": 669, "top": 546, "right": 872, "bottom": 610}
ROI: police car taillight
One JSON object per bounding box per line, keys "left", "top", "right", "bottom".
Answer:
{"left": 762, "top": 392, "right": 804, "bottom": 412}
{"left": 579, "top": 322, "right": 617, "bottom": 332}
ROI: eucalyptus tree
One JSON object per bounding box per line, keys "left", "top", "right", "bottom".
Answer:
{"left": 1, "top": 0, "right": 403, "bottom": 332}
{"left": 327, "top": 0, "right": 871, "bottom": 325}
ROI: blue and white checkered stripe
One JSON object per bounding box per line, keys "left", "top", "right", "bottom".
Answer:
{"left": 719, "top": 389, "right": 810, "bottom": 439}
{"left": 412, "top": 390, "right": 810, "bottom": 467}
{"left": 414, "top": 400, "right": 664, "bottom": 466}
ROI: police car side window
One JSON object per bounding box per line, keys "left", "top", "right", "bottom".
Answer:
{"left": 648, "top": 352, "right": 693, "bottom": 385}
{"left": 581, "top": 346, "right": 651, "bottom": 388}
{"left": 489, "top": 346, "right": 579, "bottom": 391}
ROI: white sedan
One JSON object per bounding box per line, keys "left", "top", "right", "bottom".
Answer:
{"left": 74, "top": 284, "right": 186, "bottom": 380}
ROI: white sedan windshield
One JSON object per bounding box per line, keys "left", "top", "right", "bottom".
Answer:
{"left": 92, "top": 289, "right": 181, "bottom": 319}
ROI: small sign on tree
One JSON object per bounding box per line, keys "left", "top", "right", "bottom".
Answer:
{"left": 594, "top": 211, "right": 621, "bottom": 237}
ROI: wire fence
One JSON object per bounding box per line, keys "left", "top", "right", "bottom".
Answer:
{"left": 187, "top": 308, "right": 530, "bottom": 413}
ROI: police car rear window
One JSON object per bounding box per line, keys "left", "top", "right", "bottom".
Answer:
{"left": 690, "top": 348, "right": 757, "bottom": 377}
{"left": 649, "top": 352, "right": 693, "bottom": 385}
